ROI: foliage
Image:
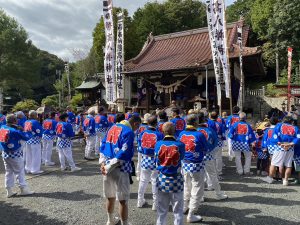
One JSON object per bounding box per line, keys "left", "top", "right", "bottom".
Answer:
{"left": 41, "top": 95, "right": 59, "bottom": 107}
{"left": 70, "top": 93, "right": 83, "bottom": 108}
{"left": 226, "top": 0, "right": 254, "bottom": 24}
{"left": 265, "top": 83, "right": 287, "bottom": 97}
{"left": 267, "top": 0, "right": 300, "bottom": 69}
{"left": 12, "top": 99, "right": 39, "bottom": 112}
{"left": 251, "top": 0, "right": 276, "bottom": 40}
{"left": 0, "top": 9, "right": 64, "bottom": 106}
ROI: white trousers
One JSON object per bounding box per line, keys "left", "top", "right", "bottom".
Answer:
{"left": 42, "top": 139, "right": 54, "bottom": 163}
{"left": 95, "top": 132, "right": 105, "bottom": 155}
{"left": 205, "top": 159, "right": 221, "bottom": 194}
{"left": 215, "top": 147, "right": 223, "bottom": 175}
{"left": 234, "top": 151, "right": 252, "bottom": 174}
{"left": 156, "top": 191, "right": 184, "bottom": 225}
{"left": 138, "top": 168, "right": 158, "bottom": 204}
{"left": 183, "top": 170, "right": 205, "bottom": 211}
{"left": 25, "top": 143, "right": 42, "bottom": 173}
{"left": 3, "top": 156, "right": 27, "bottom": 188}
{"left": 227, "top": 139, "right": 235, "bottom": 159}
{"left": 85, "top": 135, "right": 96, "bottom": 158}
{"left": 136, "top": 152, "right": 142, "bottom": 176}
{"left": 57, "top": 146, "right": 76, "bottom": 169}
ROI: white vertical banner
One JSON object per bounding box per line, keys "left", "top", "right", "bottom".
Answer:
{"left": 116, "top": 12, "right": 125, "bottom": 99}
{"left": 206, "top": 0, "right": 222, "bottom": 106}
{"left": 207, "top": 0, "right": 231, "bottom": 99}
{"left": 237, "top": 25, "right": 244, "bottom": 109}
{"left": 103, "top": 0, "right": 116, "bottom": 104}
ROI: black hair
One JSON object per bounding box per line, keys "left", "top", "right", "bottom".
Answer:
{"left": 129, "top": 115, "right": 142, "bottom": 124}
{"left": 49, "top": 112, "right": 56, "bottom": 118}
{"left": 59, "top": 113, "right": 68, "bottom": 121}
{"left": 269, "top": 116, "right": 279, "bottom": 125}
{"left": 116, "top": 113, "right": 125, "bottom": 123}
{"left": 171, "top": 108, "right": 180, "bottom": 115}
{"left": 283, "top": 116, "right": 293, "bottom": 124}
{"left": 147, "top": 115, "right": 158, "bottom": 127}
{"left": 158, "top": 110, "right": 168, "bottom": 121}
{"left": 233, "top": 106, "right": 240, "bottom": 114}
{"left": 198, "top": 112, "right": 205, "bottom": 124}
{"left": 210, "top": 111, "right": 219, "bottom": 120}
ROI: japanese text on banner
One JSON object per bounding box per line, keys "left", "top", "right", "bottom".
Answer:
{"left": 116, "top": 12, "right": 125, "bottom": 99}
{"left": 103, "top": 0, "right": 116, "bottom": 104}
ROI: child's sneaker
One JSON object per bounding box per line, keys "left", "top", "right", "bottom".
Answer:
{"left": 256, "top": 170, "right": 261, "bottom": 175}
{"left": 283, "top": 179, "right": 289, "bottom": 186}
{"left": 261, "top": 171, "right": 268, "bottom": 176}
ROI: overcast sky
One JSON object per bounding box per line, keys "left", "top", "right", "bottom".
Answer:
{"left": 0, "top": 0, "right": 235, "bottom": 61}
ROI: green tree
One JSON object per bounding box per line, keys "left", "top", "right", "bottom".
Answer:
{"left": 13, "top": 99, "right": 39, "bottom": 111}
{"left": 251, "top": 0, "right": 276, "bottom": 40}
{"left": 267, "top": 0, "right": 300, "bottom": 69}
{"left": 226, "top": 0, "right": 254, "bottom": 24}
{"left": 41, "top": 95, "right": 59, "bottom": 107}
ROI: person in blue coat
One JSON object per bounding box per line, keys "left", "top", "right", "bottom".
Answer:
{"left": 100, "top": 115, "right": 141, "bottom": 225}
{"left": 83, "top": 110, "right": 96, "bottom": 160}
{"left": 107, "top": 108, "right": 117, "bottom": 127}
{"left": 157, "top": 110, "right": 168, "bottom": 136}
{"left": 226, "top": 106, "right": 240, "bottom": 160}
{"left": 263, "top": 116, "right": 300, "bottom": 185}
{"left": 0, "top": 111, "right": 6, "bottom": 127}
{"left": 66, "top": 106, "right": 76, "bottom": 130}
{"left": 207, "top": 111, "right": 226, "bottom": 176}
{"left": 136, "top": 113, "right": 151, "bottom": 181}
{"left": 170, "top": 108, "right": 186, "bottom": 138}
{"left": 137, "top": 115, "right": 163, "bottom": 210}
{"left": 24, "top": 110, "right": 44, "bottom": 175}
{"left": 95, "top": 107, "right": 109, "bottom": 157}
{"left": 198, "top": 112, "right": 228, "bottom": 201}
{"left": 41, "top": 112, "right": 57, "bottom": 166}
{"left": 16, "top": 111, "right": 27, "bottom": 128}
{"left": 228, "top": 112, "right": 256, "bottom": 175}
{"left": 179, "top": 114, "right": 207, "bottom": 223}
{"left": 0, "top": 114, "right": 34, "bottom": 197}
{"left": 56, "top": 113, "right": 81, "bottom": 172}
{"left": 155, "top": 122, "right": 185, "bottom": 225}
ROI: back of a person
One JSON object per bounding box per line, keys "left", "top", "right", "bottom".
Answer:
{"left": 197, "top": 126, "right": 217, "bottom": 152}
{"left": 171, "top": 117, "right": 186, "bottom": 137}
{"left": 42, "top": 119, "right": 56, "bottom": 136}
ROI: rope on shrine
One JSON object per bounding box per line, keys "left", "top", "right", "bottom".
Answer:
{"left": 144, "top": 74, "right": 192, "bottom": 93}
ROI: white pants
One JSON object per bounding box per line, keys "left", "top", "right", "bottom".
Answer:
{"left": 227, "top": 139, "right": 234, "bottom": 159}
{"left": 156, "top": 191, "right": 184, "bottom": 225}
{"left": 3, "top": 156, "right": 27, "bottom": 188}
{"left": 42, "top": 139, "right": 54, "bottom": 163}
{"left": 205, "top": 159, "right": 221, "bottom": 194}
{"left": 183, "top": 170, "right": 205, "bottom": 211}
{"left": 85, "top": 135, "right": 96, "bottom": 158}
{"left": 25, "top": 143, "right": 42, "bottom": 173}
{"left": 215, "top": 147, "right": 223, "bottom": 175}
{"left": 136, "top": 152, "right": 142, "bottom": 176}
{"left": 57, "top": 146, "right": 76, "bottom": 169}
{"left": 234, "top": 151, "right": 252, "bottom": 174}
{"left": 138, "top": 169, "right": 158, "bottom": 204}
{"left": 95, "top": 132, "right": 105, "bottom": 155}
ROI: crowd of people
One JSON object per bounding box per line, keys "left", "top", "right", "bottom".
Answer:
{"left": 0, "top": 104, "right": 299, "bottom": 225}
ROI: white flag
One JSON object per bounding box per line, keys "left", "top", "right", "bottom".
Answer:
{"left": 206, "top": 0, "right": 222, "bottom": 106}
{"left": 116, "top": 12, "right": 125, "bottom": 99}
{"left": 103, "top": 0, "right": 116, "bottom": 104}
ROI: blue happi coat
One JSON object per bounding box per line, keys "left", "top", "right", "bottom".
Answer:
{"left": 24, "top": 119, "right": 43, "bottom": 144}
{"left": 170, "top": 117, "right": 186, "bottom": 138}
{"left": 83, "top": 115, "right": 96, "bottom": 136}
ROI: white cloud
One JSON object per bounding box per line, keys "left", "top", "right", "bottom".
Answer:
{"left": 0, "top": 0, "right": 233, "bottom": 61}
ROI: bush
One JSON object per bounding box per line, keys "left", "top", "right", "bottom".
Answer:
{"left": 13, "top": 99, "right": 39, "bottom": 112}
{"left": 70, "top": 93, "right": 83, "bottom": 108}
{"left": 265, "top": 83, "right": 286, "bottom": 97}
{"left": 42, "top": 95, "right": 59, "bottom": 108}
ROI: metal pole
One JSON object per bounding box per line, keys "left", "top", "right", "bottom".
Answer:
{"left": 56, "top": 70, "right": 62, "bottom": 109}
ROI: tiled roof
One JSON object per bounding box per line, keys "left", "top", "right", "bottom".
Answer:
{"left": 125, "top": 21, "right": 261, "bottom": 74}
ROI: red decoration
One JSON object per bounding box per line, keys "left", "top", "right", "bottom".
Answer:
{"left": 141, "top": 133, "right": 157, "bottom": 149}
{"left": 180, "top": 135, "right": 196, "bottom": 153}
{"left": 158, "top": 145, "right": 180, "bottom": 167}
{"left": 107, "top": 126, "right": 122, "bottom": 145}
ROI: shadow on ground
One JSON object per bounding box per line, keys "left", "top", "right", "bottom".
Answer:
{"left": 0, "top": 201, "right": 67, "bottom": 225}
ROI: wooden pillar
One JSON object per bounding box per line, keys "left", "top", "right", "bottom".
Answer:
{"left": 146, "top": 81, "right": 150, "bottom": 113}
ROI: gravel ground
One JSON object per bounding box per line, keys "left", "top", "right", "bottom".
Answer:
{"left": 0, "top": 143, "right": 300, "bottom": 225}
